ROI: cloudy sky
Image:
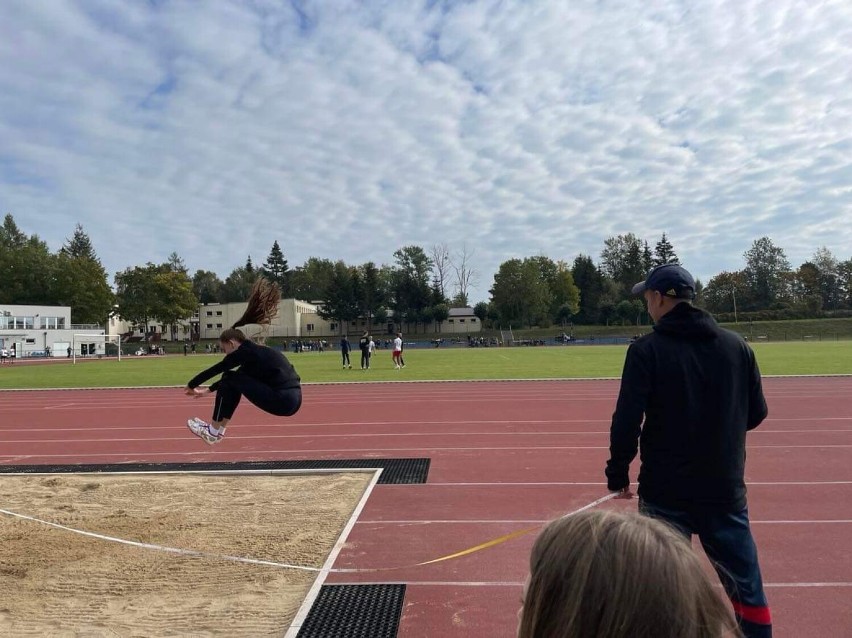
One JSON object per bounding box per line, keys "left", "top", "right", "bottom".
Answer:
{"left": 2, "top": 0, "right": 851, "bottom": 303}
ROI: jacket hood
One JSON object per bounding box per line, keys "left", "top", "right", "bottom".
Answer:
{"left": 652, "top": 302, "right": 718, "bottom": 340}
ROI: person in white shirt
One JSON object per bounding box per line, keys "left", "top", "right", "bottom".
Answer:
{"left": 392, "top": 333, "right": 404, "bottom": 369}
{"left": 366, "top": 335, "right": 375, "bottom": 369}
{"left": 0, "top": 347, "right": 7, "bottom": 364}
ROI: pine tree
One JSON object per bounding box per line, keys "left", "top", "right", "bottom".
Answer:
{"left": 653, "top": 233, "right": 679, "bottom": 266}
{"left": 261, "top": 240, "right": 290, "bottom": 295}
{"left": 61, "top": 223, "right": 99, "bottom": 262}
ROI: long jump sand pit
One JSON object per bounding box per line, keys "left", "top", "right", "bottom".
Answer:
{"left": 0, "top": 470, "right": 375, "bottom": 637}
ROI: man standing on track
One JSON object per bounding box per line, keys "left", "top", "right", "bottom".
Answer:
{"left": 605, "top": 263, "right": 772, "bottom": 638}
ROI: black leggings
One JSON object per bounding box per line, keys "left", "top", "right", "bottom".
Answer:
{"left": 342, "top": 350, "right": 350, "bottom": 366}
{"left": 213, "top": 370, "right": 302, "bottom": 421}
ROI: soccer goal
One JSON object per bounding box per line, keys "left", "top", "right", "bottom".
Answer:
{"left": 72, "top": 334, "right": 124, "bottom": 364}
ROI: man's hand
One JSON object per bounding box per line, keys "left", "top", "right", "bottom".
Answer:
{"left": 612, "top": 487, "right": 634, "bottom": 500}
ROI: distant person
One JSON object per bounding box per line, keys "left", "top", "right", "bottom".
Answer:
{"left": 0, "top": 347, "right": 7, "bottom": 364}
{"left": 359, "top": 331, "right": 370, "bottom": 370}
{"left": 606, "top": 263, "right": 771, "bottom": 638}
{"left": 518, "top": 510, "right": 738, "bottom": 638}
{"left": 367, "top": 334, "right": 375, "bottom": 368}
{"left": 340, "top": 335, "right": 352, "bottom": 369}
{"left": 183, "top": 342, "right": 189, "bottom": 356}
{"left": 184, "top": 279, "right": 301, "bottom": 445}
{"left": 67, "top": 346, "right": 72, "bottom": 358}
{"left": 44, "top": 345, "right": 51, "bottom": 358}
{"left": 392, "top": 332, "right": 403, "bottom": 369}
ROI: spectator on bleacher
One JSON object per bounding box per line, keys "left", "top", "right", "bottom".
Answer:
{"left": 518, "top": 510, "right": 738, "bottom": 638}
{"left": 607, "top": 264, "right": 771, "bottom": 638}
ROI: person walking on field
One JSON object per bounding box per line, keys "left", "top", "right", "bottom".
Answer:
{"left": 606, "top": 263, "right": 772, "bottom": 638}
{"left": 340, "top": 335, "right": 352, "bottom": 369}
{"left": 392, "top": 332, "right": 404, "bottom": 369}
{"left": 184, "top": 278, "right": 301, "bottom": 445}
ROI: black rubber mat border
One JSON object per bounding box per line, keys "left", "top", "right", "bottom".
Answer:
{"left": 296, "top": 584, "right": 406, "bottom": 638}
{"left": 0, "top": 458, "right": 430, "bottom": 484}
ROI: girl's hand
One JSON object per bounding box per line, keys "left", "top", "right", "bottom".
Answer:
{"left": 185, "top": 386, "right": 206, "bottom": 398}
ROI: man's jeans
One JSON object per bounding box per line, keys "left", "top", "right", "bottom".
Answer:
{"left": 640, "top": 499, "right": 772, "bottom": 638}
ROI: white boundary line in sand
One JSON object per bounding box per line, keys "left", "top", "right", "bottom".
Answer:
{"left": 0, "top": 468, "right": 383, "bottom": 637}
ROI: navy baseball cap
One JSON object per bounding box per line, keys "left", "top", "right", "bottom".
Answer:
{"left": 631, "top": 264, "right": 696, "bottom": 299}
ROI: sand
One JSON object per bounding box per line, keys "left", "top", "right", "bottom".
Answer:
{"left": 0, "top": 471, "right": 373, "bottom": 637}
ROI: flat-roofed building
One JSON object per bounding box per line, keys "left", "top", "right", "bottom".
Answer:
{"left": 0, "top": 304, "right": 105, "bottom": 358}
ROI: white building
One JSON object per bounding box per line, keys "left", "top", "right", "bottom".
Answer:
{"left": 0, "top": 305, "right": 105, "bottom": 358}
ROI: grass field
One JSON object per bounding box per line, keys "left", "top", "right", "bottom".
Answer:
{"left": 0, "top": 341, "right": 849, "bottom": 390}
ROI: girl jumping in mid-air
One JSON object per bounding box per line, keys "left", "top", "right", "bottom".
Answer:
{"left": 185, "top": 278, "right": 301, "bottom": 445}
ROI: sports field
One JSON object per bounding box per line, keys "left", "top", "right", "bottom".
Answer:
{"left": 0, "top": 341, "right": 850, "bottom": 389}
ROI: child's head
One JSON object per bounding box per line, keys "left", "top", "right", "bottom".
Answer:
{"left": 518, "top": 510, "right": 738, "bottom": 638}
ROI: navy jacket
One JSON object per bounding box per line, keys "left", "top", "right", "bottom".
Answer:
{"left": 606, "top": 303, "right": 767, "bottom": 510}
{"left": 187, "top": 340, "right": 301, "bottom": 392}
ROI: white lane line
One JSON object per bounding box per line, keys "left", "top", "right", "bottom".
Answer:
{"left": 2, "top": 445, "right": 852, "bottom": 455}
{"left": 353, "top": 519, "right": 852, "bottom": 525}
{"left": 314, "top": 580, "right": 852, "bottom": 588}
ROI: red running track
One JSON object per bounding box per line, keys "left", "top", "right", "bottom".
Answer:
{"left": 1, "top": 377, "right": 851, "bottom": 637}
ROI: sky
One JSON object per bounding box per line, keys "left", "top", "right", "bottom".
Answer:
{"left": 2, "top": 0, "right": 851, "bottom": 304}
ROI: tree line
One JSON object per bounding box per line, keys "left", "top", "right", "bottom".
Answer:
{"left": 1, "top": 213, "right": 850, "bottom": 334}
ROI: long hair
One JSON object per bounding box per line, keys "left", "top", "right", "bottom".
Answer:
{"left": 231, "top": 277, "right": 281, "bottom": 329}
{"left": 518, "top": 510, "right": 740, "bottom": 638}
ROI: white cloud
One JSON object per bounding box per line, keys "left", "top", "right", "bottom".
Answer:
{"left": 1, "top": 0, "right": 851, "bottom": 302}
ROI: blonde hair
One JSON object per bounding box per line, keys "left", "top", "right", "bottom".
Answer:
{"left": 518, "top": 510, "right": 739, "bottom": 638}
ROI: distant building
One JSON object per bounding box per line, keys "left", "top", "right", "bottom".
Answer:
{"left": 444, "top": 307, "right": 481, "bottom": 334}
{"left": 0, "top": 305, "right": 105, "bottom": 358}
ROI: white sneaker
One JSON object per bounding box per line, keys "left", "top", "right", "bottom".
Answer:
{"left": 187, "top": 418, "right": 224, "bottom": 445}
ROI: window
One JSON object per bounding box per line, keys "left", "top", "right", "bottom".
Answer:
{"left": 449, "top": 319, "right": 454, "bottom": 323}
{"left": 306, "top": 323, "right": 314, "bottom": 332}
{"left": 206, "top": 311, "right": 213, "bottom": 316}
{"left": 216, "top": 323, "right": 223, "bottom": 328}
{"left": 216, "top": 311, "right": 222, "bottom": 316}
{"left": 459, "top": 319, "right": 465, "bottom": 323}
{"left": 206, "top": 324, "right": 213, "bottom": 329}
{"left": 329, "top": 323, "right": 337, "bottom": 331}
{"left": 471, "top": 318, "right": 477, "bottom": 323}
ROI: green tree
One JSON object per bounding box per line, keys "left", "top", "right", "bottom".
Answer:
{"left": 571, "top": 255, "right": 606, "bottom": 324}
{"left": 291, "top": 257, "right": 336, "bottom": 301}
{"left": 0, "top": 213, "right": 27, "bottom": 249}
{"left": 549, "top": 265, "right": 581, "bottom": 324}
{"left": 154, "top": 268, "right": 198, "bottom": 340}
{"left": 431, "top": 303, "right": 450, "bottom": 332}
{"left": 61, "top": 223, "right": 99, "bottom": 261}
{"left": 114, "top": 264, "right": 162, "bottom": 333}
{"left": 261, "top": 241, "right": 290, "bottom": 296}
{"left": 652, "top": 233, "right": 679, "bottom": 266}
{"left": 473, "top": 301, "right": 489, "bottom": 324}
{"left": 319, "top": 261, "right": 359, "bottom": 332}
{"left": 221, "top": 265, "right": 257, "bottom": 303}
{"left": 489, "top": 258, "right": 552, "bottom": 328}
{"left": 743, "top": 237, "right": 791, "bottom": 310}
{"left": 192, "top": 270, "right": 224, "bottom": 304}
{"left": 702, "top": 271, "right": 748, "bottom": 316}
{"left": 391, "top": 246, "right": 434, "bottom": 333}
{"left": 53, "top": 252, "right": 114, "bottom": 324}
{"left": 600, "top": 233, "right": 648, "bottom": 297}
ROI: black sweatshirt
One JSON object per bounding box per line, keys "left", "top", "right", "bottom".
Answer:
{"left": 606, "top": 303, "right": 767, "bottom": 510}
{"left": 187, "top": 340, "right": 301, "bottom": 392}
